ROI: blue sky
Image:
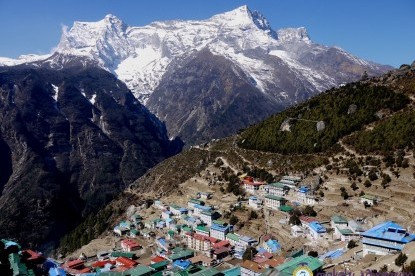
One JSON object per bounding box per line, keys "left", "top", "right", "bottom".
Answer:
{"left": 0, "top": 0, "right": 413, "bottom": 67}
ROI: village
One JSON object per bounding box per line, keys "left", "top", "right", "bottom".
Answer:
{"left": 3, "top": 158, "right": 415, "bottom": 276}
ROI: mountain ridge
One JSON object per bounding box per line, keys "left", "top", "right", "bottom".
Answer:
{"left": 0, "top": 6, "right": 392, "bottom": 145}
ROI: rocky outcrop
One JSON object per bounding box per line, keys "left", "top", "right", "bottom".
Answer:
{"left": 0, "top": 65, "right": 181, "bottom": 248}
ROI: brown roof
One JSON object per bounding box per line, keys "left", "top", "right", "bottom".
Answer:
{"left": 264, "top": 257, "right": 285, "bottom": 268}
{"left": 189, "top": 255, "right": 213, "bottom": 264}
{"left": 241, "top": 260, "right": 266, "bottom": 273}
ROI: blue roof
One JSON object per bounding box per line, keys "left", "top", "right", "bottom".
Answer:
{"left": 239, "top": 235, "right": 256, "bottom": 243}
{"left": 361, "top": 221, "right": 415, "bottom": 243}
{"left": 249, "top": 196, "right": 257, "bottom": 200}
{"left": 194, "top": 204, "right": 212, "bottom": 211}
{"left": 173, "top": 260, "right": 192, "bottom": 270}
{"left": 299, "top": 186, "right": 309, "bottom": 193}
{"left": 185, "top": 216, "right": 197, "bottom": 223}
{"left": 158, "top": 238, "right": 167, "bottom": 246}
{"left": 211, "top": 223, "right": 230, "bottom": 232}
{"left": 1, "top": 240, "right": 20, "bottom": 249}
{"left": 265, "top": 239, "right": 281, "bottom": 253}
{"left": 309, "top": 222, "right": 327, "bottom": 233}
{"left": 49, "top": 267, "right": 66, "bottom": 276}
{"left": 319, "top": 249, "right": 344, "bottom": 260}
{"left": 179, "top": 207, "right": 188, "bottom": 212}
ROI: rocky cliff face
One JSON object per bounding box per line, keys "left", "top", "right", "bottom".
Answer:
{"left": 147, "top": 49, "right": 283, "bottom": 145}
{"left": 0, "top": 65, "right": 181, "bottom": 248}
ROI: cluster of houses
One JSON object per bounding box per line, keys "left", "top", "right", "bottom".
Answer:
{"left": 244, "top": 175, "right": 318, "bottom": 211}
{"left": 2, "top": 173, "right": 414, "bottom": 276}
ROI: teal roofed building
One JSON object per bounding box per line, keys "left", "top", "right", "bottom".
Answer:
{"left": 276, "top": 255, "right": 324, "bottom": 276}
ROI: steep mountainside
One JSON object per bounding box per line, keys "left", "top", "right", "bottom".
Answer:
{"left": 0, "top": 6, "right": 391, "bottom": 144}
{"left": 147, "top": 49, "right": 283, "bottom": 144}
{"left": 0, "top": 66, "right": 181, "bottom": 248}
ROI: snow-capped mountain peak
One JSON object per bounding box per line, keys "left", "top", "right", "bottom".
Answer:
{"left": 277, "top": 27, "right": 310, "bottom": 43}
{"left": 0, "top": 6, "right": 389, "bottom": 106}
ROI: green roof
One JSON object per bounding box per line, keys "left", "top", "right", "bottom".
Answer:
{"left": 276, "top": 255, "right": 324, "bottom": 276}
{"left": 182, "top": 226, "right": 192, "bottom": 233}
{"left": 279, "top": 205, "right": 294, "bottom": 212}
{"left": 212, "top": 220, "right": 225, "bottom": 225}
{"left": 269, "top": 182, "right": 286, "bottom": 189}
{"left": 265, "top": 195, "right": 286, "bottom": 201}
{"left": 226, "top": 233, "right": 240, "bottom": 242}
{"left": 332, "top": 215, "right": 348, "bottom": 224}
{"left": 111, "top": 251, "right": 135, "bottom": 258}
{"left": 189, "top": 198, "right": 204, "bottom": 205}
{"left": 222, "top": 267, "right": 241, "bottom": 276}
{"left": 168, "top": 249, "right": 194, "bottom": 261}
{"left": 201, "top": 210, "right": 213, "bottom": 216}
{"left": 150, "top": 260, "right": 170, "bottom": 270}
{"left": 171, "top": 204, "right": 181, "bottom": 210}
{"left": 130, "top": 229, "right": 139, "bottom": 235}
{"left": 191, "top": 268, "right": 222, "bottom": 276}
{"left": 337, "top": 226, "right": 355, "bottom": 235}
{"left": 9, "top": 253, "right": 29, "bottom": 276}
{"left": 361, "top": 194, "right": 377, "bottom": 200}
{"left": 128, "top": 265, "right": 154, "bottom": 276}
{"left": 196, "top": 225, "right": 210, "bottom": 233}
{"left": 168, "top": 230, "right": 176, "bottom": 236}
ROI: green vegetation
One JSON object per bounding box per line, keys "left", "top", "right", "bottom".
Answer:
{"left": 248, "top": 210, "right": 258, "bottom": 220}
{"left": 395, "top": 252, "right": 408, "bottom": 268}
{"left": 59, "top": 206, "right": 114, "bottom": 255}
{"left": 347, "top": 240, "right": 357, "bottom": 249}
{"left": 229, "top": 215, "right": 239, "bottom": 226}
{"left": 345, "top": 110, "right": 415, "bottom": 154}
{"left": 239, "top": 83, "right": 409, "bottom": 154}
{"left": 242, "top": 247, "right": 258, "bottom": 261}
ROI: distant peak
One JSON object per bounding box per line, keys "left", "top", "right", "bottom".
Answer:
{"left": 211, "top": 5, "right": 277, "bottom": 39}
{"left": 277, "top": 27, "right": 310, "bottom": 43}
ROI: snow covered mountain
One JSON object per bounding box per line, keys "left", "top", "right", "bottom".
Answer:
{"left": 0, "top": 5, "right": 391, "bottom": 144}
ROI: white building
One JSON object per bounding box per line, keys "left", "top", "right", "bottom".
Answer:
{"left": 267, "top": 182, "right": 288, "bottom": 197}
{"left": 362, "top": 221, "right": 415, "bottom": 256}
{"left": 306, "top": 221, "right": 327, "bottom": 240}
{"left": 248, "top": 196, "right": 263, "bottom": 209}
{"left": 199, "top": 211, "right": 214, "bottom": 226}
{"left": 264, "top": 195, "right": 287, "bottom": 210}
{"left": 331, "top": 215, "right": 360, "bottom": 242}
{"left": 360, "top": 194, "right": 377, "bottom": 206}
{"left": 297, "top": 186, "right": 316, "bottom": 205}
{"left": 210, "top": 223, "right": 231, "bottom": 241}
{"left": 291, "top": 225, "right": 304, "bottom": 237}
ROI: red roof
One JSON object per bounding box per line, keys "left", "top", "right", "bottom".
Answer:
{"left": 21, "top": 250, "right": 43, "bottom": 261}
{"left": 92, "top": 260, "right": 115, "bottom": 268}
{"left": 244, "top": 176, "right": 254, "bottom": 182}
{"left": 121, "top": 239, "right": 140, "bottom": 248}
{"left": 213, "top": 246, "right": 231, "bottom": 255}
{"left": 78, "top": 267, "right": 92, "bottom": 273}
{"left": 299, "top": 216, "right": 317, "bottom": 224}
{"left": 243, "top": 181, "right": 265, "bottom": 186}
{"left": 213, "top": 240, "right": 230, "bottom": 249}
{"left": 112, "top": 266, "right": 130, "bottom": 272}
{"left": 193, "top": 233, "right": 218, "bottom": 243}
{"left": 116, "top": 257, "right": 138, "bottom": 268}
{"left": 151, "top": 256, "right": 166, "bottom": 264}
{"left": 64, "top": 259, "right": 84, "bottom": 269}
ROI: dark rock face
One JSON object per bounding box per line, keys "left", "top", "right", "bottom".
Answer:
{"left": 147, "top": 49, "right": 284, "bottom": 145}
{"left": 0, "top": 66, "right": 181, "bottom": 248}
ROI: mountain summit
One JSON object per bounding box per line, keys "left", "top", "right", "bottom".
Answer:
{"left": 0, "top": 6, "right": 391, "bottom": 144}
